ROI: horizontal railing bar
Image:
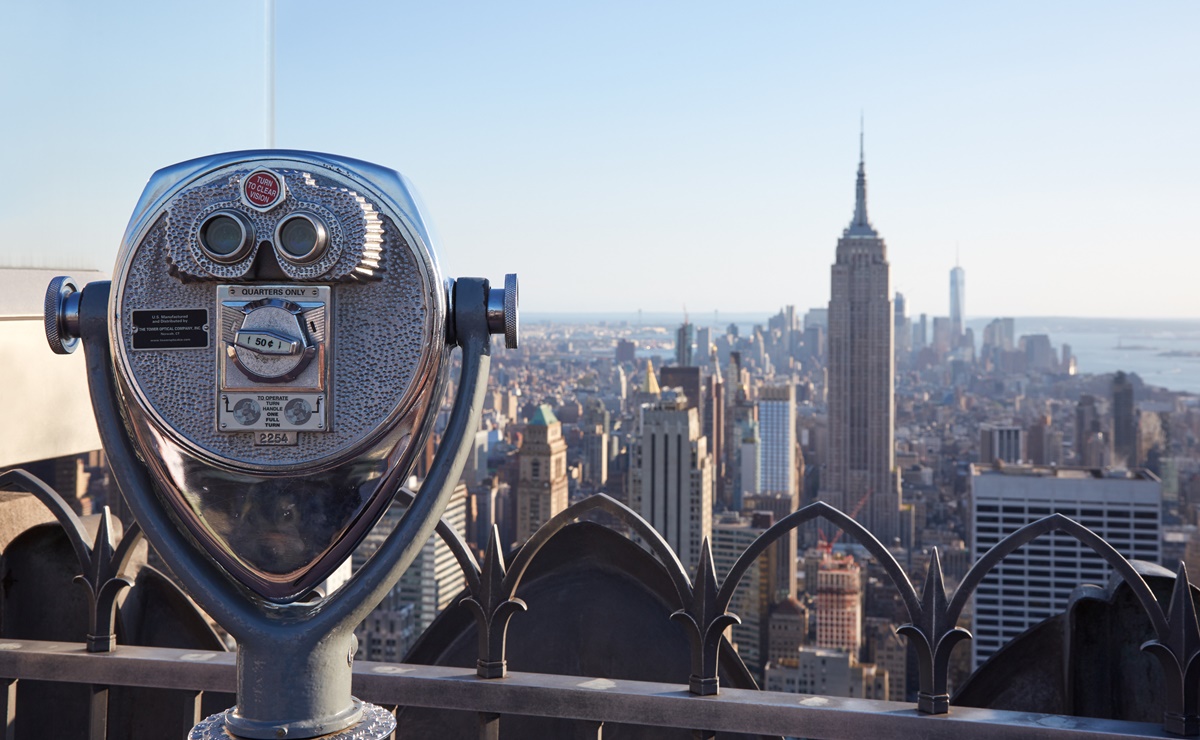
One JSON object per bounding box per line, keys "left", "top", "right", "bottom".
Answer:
{"left": 355, "top": 668, "right": 1171, "bottom": 739}
{"left": 0, "top": 640, "right": 1171, "bottom": 739}
{"left": 0, "top": 640, "right": 234, "bottom": 692}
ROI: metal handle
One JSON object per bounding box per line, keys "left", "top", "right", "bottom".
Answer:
{"left": 486, "top": 273, "right": 519, "bottom": 349}
{"left": 44, "top": 275, "right": 81, "bottom": 354}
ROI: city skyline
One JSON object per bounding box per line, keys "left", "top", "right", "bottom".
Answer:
{"left": 2, "top": 3, "right": 1198, "bottom": 318}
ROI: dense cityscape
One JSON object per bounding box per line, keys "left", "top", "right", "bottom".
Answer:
{"left": 7, "top": 144, "right": 1198, "bottom": 719}
{"left": 341, "top": 144, "right": 1200, "bottom": 703}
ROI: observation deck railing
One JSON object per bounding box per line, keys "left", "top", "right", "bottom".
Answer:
{"left": 0, "top": 638, "right": 1172, "bottom": 739}
{"left": 0, "top": 468, "right": 1191, "bottom": 739}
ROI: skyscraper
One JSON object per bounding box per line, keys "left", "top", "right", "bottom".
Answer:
{"left": 970, "top": 464, "right": 1160, "bottom": 669}
{"left": 757, "top": 384, "right": 797, "bottom": 498}
{"left": 1075, "top": 394, "right": 1103, "bottom": 466}
{"left": 629, "top": 390, "right": 714, "bottom": 572}
{"left": 712, "top": 510, "right": 777, "bottom": 680}
{"left": 819, "top": 134, "right": 902, "bottom": 544}
{"left": 675, "top": 320, "right": 696, "bottom": 367}
{"left": 1112, "top": 371, "right": 1136, "bottom": 467}
{"left": 737, "top": 418, "right": 761, "bottom": 507}
{"left": 515, "top": 405, "right": 569, "bottom": 545}
{"left": 355, "top": 481, "right": 470, "bottom": 652}
{"left": 893, "top": 291, "right": 911, "bottom": 357}
{"left": 950, "top": 263, "right": 965, "bottom": 342}
{"left": 816, "top": 553, "right": 863, "bottom": 654}
{"left": 979, "top": 424, "right": 1026, "bottom": 465}
{"left": 696, "top": 326, "right": 713, "bottom": 364}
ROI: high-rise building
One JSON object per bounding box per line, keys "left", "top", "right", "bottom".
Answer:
{"left": 815, "top": 552, "right": 862, "bottom": 654}
{"left": 1075, "top": 394, "right": 1104, "bottom": 467}
{"left": 969, "top": 464, "right": 1161, "bottom": 669}
{"left": 1022, "top": 334, "right": 1056, "bottom": 373}
{"left": 659, "top": 366, "right": 703, "bottom": 434}
{"left": 629, "top": 390, "right": 714, "bottom": 572}
{"left": 631, "top": 359, "right": 662, "bottom": 409}
{"left": 982, "top": 318, "right": 1015, "bottom": 351}
{"left": 767, "top": 648, "right": 888, "bottom": 700}
{"left": 758, "top": 384, "right": 797, "bottom": 497}
{"left": 712, "top": 511, "right": 776, "bottom": 679}
{"left": 401, "top": 481, "right": 468, "bottom": 633}
{"left": 696, "top": 326, "right": 713, "bottom": 365}
{"left": 470, "top": 476, "right": 501, "bottom": 552}
{"left": 675, "top": 320, "right": 696, "bottom": 367}
{"left": 767, "top": 598, "right": 808, "bottom": 665}
{"left": 355, "top": 481, "right": 470, "bottom": 650}
{"left": 950, "top": 264, "right": 965, "bottom": 342}
{"left": 932, "top": 317, "right": 953, "bottom": 355}
{"left": 893, "top": 291, "right": 911, "bottom": 357}
{"left": 863, "top": 616, "right": 907, "bottom": 703}
{"left": 1112, "top": 371, "right": 1136, "bottom": 467}
{"left": 515, "top": 405, "right": 569, "bottom": 545}
{"left": 705, "top": 358, "right": 726, "bottom": 507}
{"left": 820, "top": 135, "right": 902, "bottom": 545}
{"left": 980, "top": 424, "right": 1026, "bottom": 465}
{"left": 1027, "top": 414, "right": 1063, "bottom": 467}
{"left": 743, "top": 493, "right": 799, "bottom": 605}
{"left": 736, "top": 418, "right": 761, "bottom": 508}
{"left": 616, "top": 338, "right": 637, "bottom": 364}
{"left": 580, "top": 424, "right": 609, "bottom": 488}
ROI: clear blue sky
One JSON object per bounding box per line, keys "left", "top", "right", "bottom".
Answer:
{"left": 2, "top": 2, "right": 1197, "bottom": 318}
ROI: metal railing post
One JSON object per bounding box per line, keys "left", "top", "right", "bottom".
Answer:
{"left": 87, "top": 684, "right": 108, "bottom": 740}
{"left": 1, "top": 679, "right": 15, "bottom": 740}
{"left": 478, "top": 711, "right": 500, "bottom": 740}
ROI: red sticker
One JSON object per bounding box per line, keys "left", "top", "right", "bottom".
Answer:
{"left": 244, "top": 171, "right": 282, "bottom": 209}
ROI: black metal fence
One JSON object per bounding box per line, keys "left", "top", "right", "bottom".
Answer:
{"left": 0, "top": 468, "right": 1193, "bottom": 739}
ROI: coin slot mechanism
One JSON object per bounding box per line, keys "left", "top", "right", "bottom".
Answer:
{"left": 216, "top": 284, "right": 332, "bottom": 435}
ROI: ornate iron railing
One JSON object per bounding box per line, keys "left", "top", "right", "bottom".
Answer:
{"left": 0, "top": 469, "right": 1194, "bottom": 739}
{"left": 0, "top": 638, "right": 1172, "bottom": 740}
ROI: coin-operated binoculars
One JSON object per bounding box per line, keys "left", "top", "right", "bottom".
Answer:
{"left": 45, "top": 151, "right": 517, "bottom": 739}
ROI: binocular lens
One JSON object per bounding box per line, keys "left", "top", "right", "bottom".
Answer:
{"left": 199, "top": 211, "right": 253, "bottom": 263}
{"left": 276, "top": 214, "right": 328, "bottom": 263}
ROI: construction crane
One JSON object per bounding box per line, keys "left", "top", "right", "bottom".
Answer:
{"left": 817, "top": 488, "right": 871, "bottom": 555}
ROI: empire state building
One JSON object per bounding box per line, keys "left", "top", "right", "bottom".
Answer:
{"left": 819, "top": 137, "right": 903, "bottom": 546}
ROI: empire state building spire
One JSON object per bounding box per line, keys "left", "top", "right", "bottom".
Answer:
{"left": 821, "top": 125, "right": 901, "bottom": 546}
{"left": 844, "top": 120, "right": 878, "bottom": 238}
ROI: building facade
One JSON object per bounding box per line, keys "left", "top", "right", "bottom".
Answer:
{"left": 757, "top": 384, "right": 797, "bottom": 497}
{"left": 1112, "top": 371, "right": 1136, "bottom": 467}
{"left": 970, "top": 464, "right": 1162, "bottom": 669}
{"left": 950, "top": 264, "right": 965, "bottom": 341}
{"left": 675, "top": 321, "right": 696, "bottom": 367}
{"left": 815, "top": 552, "right": 863, "bottom": 655}
{"left": 629, "top": 390, "right": 714, "bottom": 572}
{"left": 355, "top": 482, "right": 470, "bottom": 653}
{"left": 980, "top": 424, "right": 1026, "bottom": 465}
{"left": 712, "top": 512, "right": 773, "bottom": 679}
{"left": 516, "top": 405, "right": 569, "bottom": 545}
{"left": 819, "top": 139, "right": 902, "bottom": 545}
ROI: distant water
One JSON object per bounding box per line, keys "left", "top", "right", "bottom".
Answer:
{"left": 981, "top": 317, "right": 1200, "bottom": 395}
{"left": 526, "top": 313, "right": 1200, "bottom": 396}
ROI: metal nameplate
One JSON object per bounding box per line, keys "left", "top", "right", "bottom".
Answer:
{"left": 131, "top": 309, "right": 209, "bottom": 350}
{"left": 219, "top": 392, "right": 326, "bottom": 432}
